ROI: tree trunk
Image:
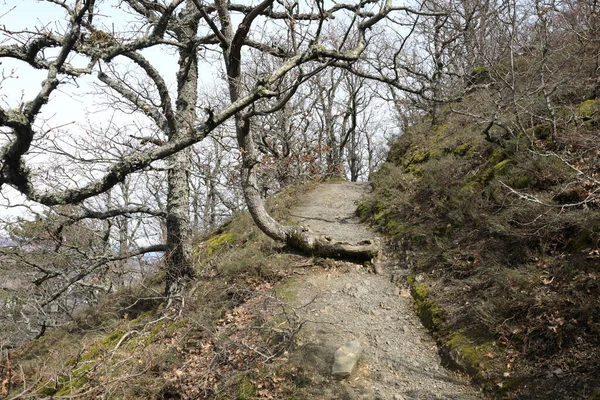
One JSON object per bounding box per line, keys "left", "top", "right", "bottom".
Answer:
{"left": 164, "top": 2, "right": 199, "bottom": 296}
{"left": 215, "top": 0, "right": 380, "bottom": 262}
{"left": 236, "top": 109, "right": 380, "bottom": 261}
{"left": 165, "top": 149, "right": 193, "bottom": 296}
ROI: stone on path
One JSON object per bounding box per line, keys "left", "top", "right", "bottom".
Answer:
{"left": 332, "top": 340, "right": 363, "bottom": 378}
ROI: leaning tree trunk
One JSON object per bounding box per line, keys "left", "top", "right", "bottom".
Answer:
{"left": 237, "top": 119, "right": 380, "bottom": 260}
{"left": 216, "top": 0, "right": 380, "bottom": 262}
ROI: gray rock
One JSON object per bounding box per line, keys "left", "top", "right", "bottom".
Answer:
{"left": 332, "top": 340, "right": 363, "bottom": 378}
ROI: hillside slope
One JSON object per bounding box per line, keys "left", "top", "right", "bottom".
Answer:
{"left": 2, "top": 182, "right": 483, "bottom": 399}
{"left": 359, "top": 94, "right": 600, "bottom": 398}
{"left": 2, "top": 185, "right": 316, "bottom": 399}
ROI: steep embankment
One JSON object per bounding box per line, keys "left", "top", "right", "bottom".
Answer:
{"left": 359, "top": 101, "right": 600, "bottom": 398}
{"left": 283, "top": 181, "right": 483, "bottom": 399}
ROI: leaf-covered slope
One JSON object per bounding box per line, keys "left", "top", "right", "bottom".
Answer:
{"left": 3, "top": 184, "right": 317, "bottom": 399}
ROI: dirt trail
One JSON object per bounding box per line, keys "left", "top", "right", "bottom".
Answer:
{"left": 287, "top": 181, "right": 484, "bottom": 400}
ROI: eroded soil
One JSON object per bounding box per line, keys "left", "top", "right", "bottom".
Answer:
{"left": 285, "top": 181, "right": 484, "bottom": 400}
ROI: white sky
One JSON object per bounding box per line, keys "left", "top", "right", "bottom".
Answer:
{"left": 0, "top": 0, "right": 184, "bottom": 222}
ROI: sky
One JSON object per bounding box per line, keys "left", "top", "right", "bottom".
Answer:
{"left": 0, "top": 0, "right": 183, "bottom": 222}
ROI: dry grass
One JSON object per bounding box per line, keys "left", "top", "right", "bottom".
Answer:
{"left": 362, "top": 82, "right": 600, "bottom": 398}
{"left": 3, "top": 182, "right": 321, "bottom": 399}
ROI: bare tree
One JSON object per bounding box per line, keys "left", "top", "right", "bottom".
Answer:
{"left": 0, "top": 0, "right": 452, "bottom": 296}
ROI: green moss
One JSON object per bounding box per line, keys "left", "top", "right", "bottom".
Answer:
{"left": 478, "top": 167, "right": 495, "bottom": 185}
{"left": 81, "top": 329, "right": 124, "bottom": 361}
{"left": 525, "top": 124, "right": 551, "bottom": 140}
{"left": 452, "top": 142, "right": 473, "bottom": 157}
{"left": 356, "top": 201, "right": 371, "bottom": 220}
{"left": 130, "top": 310, "right": 154, "bottom": 325}
{"left": 469, "top": 149, "right": 511, "bottom": 185}
{"left": 37, "top": 360, "right": 94, "bottom": 396}
{"left": 461, "top": 180, "right": 483, "bottom": 193}
{"left": 488, "top": 148, "right": 506, "bottom": 165}
{"left": 144, "top": 320, "right": 167, "bottom": 345}
{"left": 166, "top": 318, "right": 188, "bottom": 336}
{"left": 403, "top": 147, "right": 430, "bottom": 170}
{"left": 408, "top": 278, "right": 445, "bottom": 332}
{"left": 443, "top": 331, "right": 494, "bottom": 375}
{"left": 508, "top": 175, "right": 531, "bottom": 189}
{"left": 374, "top": 210, "right": 387, "bottom": 224}
{"left": 54, "top": 374, "right": 88, "bottom": 396}
{"left": 578, "top": 99, "right": 600, "bottom": 119}
{"left": 236, "top": 374, "right": 256, "bottom": 400}
{"left": 434, "top": 123, "right": 450, "bottom": 137}
{"left": 36, "top": 383, "right": 58, "bottom": 397}
{"left": 384, "top": 219, "right": 409, "bottom": 238}
{"left": 493, "top": 159, "right": 511, "bottom": 175}
{"left": 206, "top": 232, "right": 235, "bottom": 254}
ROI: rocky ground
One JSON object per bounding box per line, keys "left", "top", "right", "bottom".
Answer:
{"left": 285, "top": 181, "right": 484, "bottom": 400}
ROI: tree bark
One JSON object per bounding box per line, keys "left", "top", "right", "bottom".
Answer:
{"left": 164, "top": 1, "right": 199, "bottom": 296}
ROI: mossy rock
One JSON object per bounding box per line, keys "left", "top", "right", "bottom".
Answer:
{"left": 441, "top": 331, "right": 494, "bottom": 376}
{"left": 407, "top": 277, "right": 445, "bottom": 332}
{"left": 578, "top": 99, "right": 600, "bottom": 120}
{"left": 525, "top": 124, "right": 551, "bottom": 140}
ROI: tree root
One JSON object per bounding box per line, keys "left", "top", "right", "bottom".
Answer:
{"left": 287, "top": 229, "right": 381, "bottom": 261}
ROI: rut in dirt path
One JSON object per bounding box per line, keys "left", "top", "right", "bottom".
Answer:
{"left": 286, "top": 181, "right": 484, "bottom": 400}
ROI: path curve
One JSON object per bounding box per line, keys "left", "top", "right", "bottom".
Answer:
{"left": 287, "top": 181, "right": 484, "bottom": 400}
